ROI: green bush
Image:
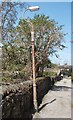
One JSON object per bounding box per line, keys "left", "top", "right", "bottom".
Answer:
{"left": 43, "top": 71, "right": 56, "bottom": 77}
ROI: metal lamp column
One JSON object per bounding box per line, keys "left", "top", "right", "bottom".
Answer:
{"left": 31, "top": 24, "right": 38, "bottom": 111}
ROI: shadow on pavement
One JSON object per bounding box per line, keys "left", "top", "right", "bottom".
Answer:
{"left": 38, "top": 98, "right": 56, "bottom": 112}
{"left": 52, "top": 85, "right": 73, "bottom": 91}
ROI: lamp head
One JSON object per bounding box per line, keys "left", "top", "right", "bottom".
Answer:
{"left": 28, "top": 6, "right": 39, "bottom": 11}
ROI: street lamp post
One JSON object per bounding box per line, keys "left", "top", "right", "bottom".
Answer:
{"left": 31, "top": 23, "right": 38, "bottom": 111}
{"left": 24, "top": 5, "right": 39, "bottom": 112}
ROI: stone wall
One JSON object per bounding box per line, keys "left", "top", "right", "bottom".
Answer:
{"left": 1, "top": 77, "right": 52, "bottom": 119}
{"left": 37, "top": 77, "right": 51, "bottom": 106}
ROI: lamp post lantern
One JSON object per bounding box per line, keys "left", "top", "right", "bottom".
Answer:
{"left": 24, "top": 5, "right": 39, "bottom": 112}
{"left": 28, "top": 6, "right": 39, "bottom": 11}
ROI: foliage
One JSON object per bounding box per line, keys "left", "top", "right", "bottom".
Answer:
{"left": 16, "top": 14, "right": 66, "bottom": 77}
{"left": 2, "top": 2, "right": 26, "bottom": 42}
{"left": 50, "top": 63, "right": 58, "bottom": 69}
{"left": 2, "top": 2, "right": 31, "bottom": 81}
{"left": 2, "top": 3, "right": 66, "bottom": 81}
{"left": 43, "top": 71, "right": 56, "bottom": 77}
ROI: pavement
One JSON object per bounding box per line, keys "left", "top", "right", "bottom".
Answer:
{"left": 33, "top": 77, "right": 72, "bottom": 119}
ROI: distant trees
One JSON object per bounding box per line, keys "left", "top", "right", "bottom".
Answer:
{"left": 2, "top": 2, "right": 66, "bottom": 81}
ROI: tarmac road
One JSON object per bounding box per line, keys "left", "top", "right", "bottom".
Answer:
{"left": 33, "top": 77, "right": 72, "bottom": 119}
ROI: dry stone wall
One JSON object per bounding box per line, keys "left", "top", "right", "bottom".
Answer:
{"left": 1, "top": 77, "right": 52, "bottom": 119}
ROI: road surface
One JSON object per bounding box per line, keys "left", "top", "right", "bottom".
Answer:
{"left": 33, "top": 77, "right": 72, "bottom": 119}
